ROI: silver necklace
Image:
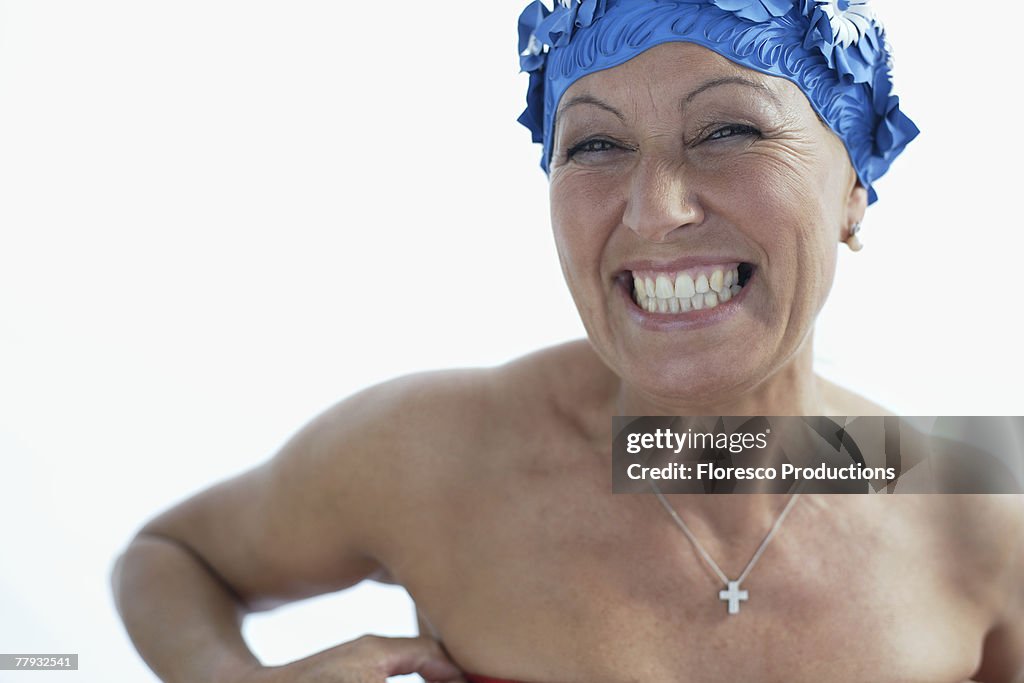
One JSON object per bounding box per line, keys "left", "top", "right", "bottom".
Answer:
{"left": 650, "top": 482, "right": 803, "bottom": 615}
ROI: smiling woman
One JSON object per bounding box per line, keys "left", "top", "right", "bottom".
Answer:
{"left": 549, "top": 43, "right": 864, "bottom": 411}
{"left": 108, "top": 2, "right": 1024, "bottom": 683}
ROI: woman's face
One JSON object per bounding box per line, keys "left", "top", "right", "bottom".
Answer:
{"left": 549, "top": 42, "right": 866, "bottom": 405}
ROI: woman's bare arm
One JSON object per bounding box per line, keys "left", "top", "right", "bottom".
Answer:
{"left": 110, "top": 372, "right": 480, "bottom": 683}
{"left": 111, "top": 532, "right": 272, "bottom": 683}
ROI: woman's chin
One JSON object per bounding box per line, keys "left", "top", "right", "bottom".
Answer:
{"left": 614, "top": 356, "right": 765, "bottom": 414}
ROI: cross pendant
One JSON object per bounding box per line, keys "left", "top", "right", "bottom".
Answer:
{"left": 719, "top": 580, "right": 749, "bottom": 615}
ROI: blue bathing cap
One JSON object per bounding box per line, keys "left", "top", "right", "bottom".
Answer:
{"left": 517, "top": 0, "right": 919, "bottom": 204}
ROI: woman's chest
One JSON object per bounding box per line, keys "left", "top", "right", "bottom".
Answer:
{"left": 398, "top": 494, "right": 991, "bottom": 683}
{"left": 443, "top": 550, "right": 981, "bottom": 680}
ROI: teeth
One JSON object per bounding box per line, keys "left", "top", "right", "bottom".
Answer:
{"left": 632, "top": 266, "right": 748, "bottom": 316}
{"left": 695, "top": 273, "right": 710, "bottom": 294}
{"left": 674, "top": 274, "right": 696, "bottom": 298}
{"left": 655, "top": 275, "right": 674, "bottom": 299}
{"left": 634, "top": 277, "right": 647, "bottom": 300}
{"left": 709, "top": 270, "right": 724, "bottom": 293}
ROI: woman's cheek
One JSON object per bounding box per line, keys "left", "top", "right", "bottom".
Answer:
{"left": 552, "top": 171, "right": 623, "bottom": 248}
{"left": 553, "top": 165, "right": 627, "bottom": 213}
{"left": 727, "top": 148, "right": 818, "bottom": 207}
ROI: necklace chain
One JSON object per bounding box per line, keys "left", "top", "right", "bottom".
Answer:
{"left": 650, "top": 482, "right": 803, "bottom": 587}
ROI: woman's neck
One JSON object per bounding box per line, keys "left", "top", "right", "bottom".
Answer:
{"left": 613, "top": 335, "right": 826, "bottom": 417}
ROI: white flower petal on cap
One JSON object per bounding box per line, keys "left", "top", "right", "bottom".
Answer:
{"left": 817, "top": 0, "right": 877, "bottom": 48}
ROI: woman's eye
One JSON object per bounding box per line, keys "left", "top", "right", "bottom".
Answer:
{"left": 567, "top": 139, "right": 622, "bottom": 158}
{"left": 705, "top": 124, "right": 760, "bottom": 142}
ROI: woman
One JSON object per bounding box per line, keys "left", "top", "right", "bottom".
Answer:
{"left": 111, "top": 1, "right": 1024, "bottom": 681}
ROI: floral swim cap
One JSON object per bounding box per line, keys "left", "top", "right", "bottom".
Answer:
{"left": 517, "top": 0, "right": 919, "bottom": 204}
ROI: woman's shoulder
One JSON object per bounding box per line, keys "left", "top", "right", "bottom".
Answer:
{"left": 315, "top": 341, "right": 609, "bottom": 463}
{"left": 330, "top": 366, "right": 504, "bottom": 450}
{"left": 345, "top": 339, "right": 607, "bottom": 420}
{"left": 816, "top": 375, "right": 895, "bottom": 416}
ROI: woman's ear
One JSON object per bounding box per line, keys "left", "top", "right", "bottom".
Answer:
{"left": 844, "top": 182, "right": 869, "bottom": 242}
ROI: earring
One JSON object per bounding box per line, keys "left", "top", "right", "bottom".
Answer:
{"left": 845, "top": 222, "right": 863, "bottom": 252}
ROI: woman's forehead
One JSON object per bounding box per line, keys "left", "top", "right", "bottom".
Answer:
{"left": 558, "top": 42, "right": 798, "bottom": 116}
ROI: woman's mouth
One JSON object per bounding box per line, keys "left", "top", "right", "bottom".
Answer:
{"left": 624, "top": 263, "right": 755, "bottom": 314}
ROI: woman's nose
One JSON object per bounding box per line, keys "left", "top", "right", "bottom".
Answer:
{"left": 621, "top": 157, "right": 703, "bottom": 242}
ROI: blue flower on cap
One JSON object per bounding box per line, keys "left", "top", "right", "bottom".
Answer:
{"left": 543, "top": 0, "right": 609, "bottom": 47}
{"left": 869, "top": 63, "right": 919, "bottom": 177}
{"left": 812, "top": 0, "right": 875, "bottom": 47}
{"left": 802, "top": 0, "right": 883, "bottom": 84}
{"left": 517, "top": 0, "right": 610, "bottom": 143}
{"left": 518, "top": 1, "right": 549, "bottom": 73}
{"left": 704, "top": 0, "right": 794, "bottom": 23}
{"left": 517, "top": 1, "right": 552, "bottom": 143}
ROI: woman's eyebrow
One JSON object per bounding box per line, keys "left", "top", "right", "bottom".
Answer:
{"left": 557, "top": 94, "right": 626, "bottom": 122}
{"left": 683, "top": 76, "right": 781, "bottom": 107}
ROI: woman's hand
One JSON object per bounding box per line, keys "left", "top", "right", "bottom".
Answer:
{"left": 243, "top": 635, "right": 467, "bottom": 683}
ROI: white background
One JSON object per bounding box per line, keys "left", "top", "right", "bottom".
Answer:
{"left": 0, "top": 2, "right": 1020, "bottom": 682}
